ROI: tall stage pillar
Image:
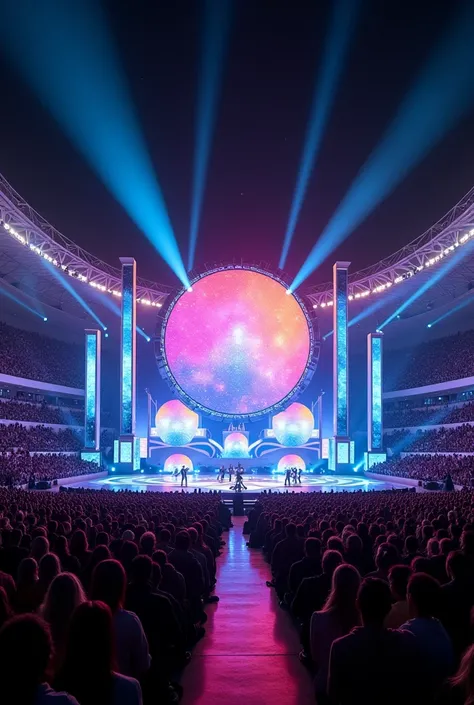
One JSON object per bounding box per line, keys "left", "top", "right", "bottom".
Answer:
{"left": 329, "top": 261, "right": 354, "bottom": 471}
{"left": 118, "top": 257, "right": 140, "bottom": 471}
{"left": 81, "top": 329, "right": 102, "bottom": 465}
{"left": 365, "top": 332, "right": 387, "bottom": 470}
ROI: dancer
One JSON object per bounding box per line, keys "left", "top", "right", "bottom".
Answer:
{"left": 231, "top": 467, "right": 247, "bottom": 492}
{"left": 228, "top": 464, "right": 234, "bottom": 483}
{"left": 180, "top": 464, "right": 188, "bottom": 487}
{"left": 284, "top": 466, "right": 292, "bottom": 487}
{"left": 219, "top": 465, "right": 226, "bottom": 483}
{"left": 297, "top": 466, "right": 302, "bottom": 484}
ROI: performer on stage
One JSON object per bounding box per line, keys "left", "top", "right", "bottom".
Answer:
{"left": 231, "top": 467, "right": 247, "bottom": 492}
{"left": 219, "top": 465, "right": 226, "bottom": 483}
{"left": 284, "top": 466, "right": 292, "bottom": 487}
{"left": 180, "top": 465, "right": 188, "bottom": 487}
{"left": 228, "top": 464, "right": 234, "bottom": 483}
{"left": 297, "top": 467, "right": 302, "bottom": 484}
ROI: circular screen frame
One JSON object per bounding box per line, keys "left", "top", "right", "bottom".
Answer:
{"left": 156, "top": 265, "right": 318, "bottom": 420}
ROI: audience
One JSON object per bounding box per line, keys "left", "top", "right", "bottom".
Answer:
{"left": 385, "top": 329, "right": 474, "bottom": 390}
{"left": 0, "top": 399, "right": 84, "bottom": 426}
{"left": 385, "top": 424, "right": 474, "bottom": 454}
{"left": 372, "top": 453, "right": 474, "bottom": 485}
{"left": 0, "top": 452, "right": 102, "bottom": 486}
{"left": 384, "top": 402, "right": 474, "bottom": 429}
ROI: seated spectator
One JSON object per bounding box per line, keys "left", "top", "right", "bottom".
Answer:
{"left": 168, "top": 531, "right": 204, "bottom": 621}
{"left": 14, "top": 557, "right": 42, "bottom": 613}
{"left": 288, "top": 537, "right": 322, "bottom": 598}
{"left": 328, "top": 578, "right": 421, "bottom": 705}
{"left": 442, "top": 643, "right": 474, "bottom": 705}
{"left": 56, "top": 601, "right": 142, "bottom": 705}
{"left": 401, "top": 573, "right": 454, "bottom": 690}
{"left": 152, "top": 549, "right": 187, "bottom": 604}
{"left": 0, "top": 614, "right": 79, "bottom": 704}
{"left": 38, "top": 553, "right": 60, "bottom": 601}
{"left": 310, "top": 564, "right": 361, "bottom": 701}
{"left": 41, "top": 572, "right": 86, "bottom": 672}
{"left": 441, "top": 550, "right": 474, "bottom": 660}
{"left": 271, "top": 522, "right": 305, "bottom": 600}
{"left": 385, "top": 564, "right": 412, "bottom": 628}
{"left": 0, "top": 585, "right": 12, "bottom": 630}
{"left": 91, "top": 559, "right": 150, "bottom": 679}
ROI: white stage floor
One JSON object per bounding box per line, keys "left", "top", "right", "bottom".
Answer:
{"left": 65, "top": 472, "right": 411, "bottom": 494}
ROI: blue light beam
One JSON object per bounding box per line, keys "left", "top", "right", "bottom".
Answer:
{"left": 42, "top": 261, "right": 107, "bottom": 330}
{"left": 291, "top": 2, "right": 474, "bottom": 290}
{"left": 428, "top": 291, "right": 474, "bottom": 327}
{"left": 0, "top": 0, "right": 189, "bottom": 288}
{"left": 188, "top": 0, "right": 233, "bottom": 271}
{"left": 379, "top": 242, "right": 473, "bottom": 329}
{"left": 279, "top": 0, "right": 359, "bottom": 269}
{"left": 0, "top": 284, "right": 46, "bottom": 320}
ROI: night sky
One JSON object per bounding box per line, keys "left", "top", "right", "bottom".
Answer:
{"left": 1, "top": 0, "right": 473, "bottom": 289}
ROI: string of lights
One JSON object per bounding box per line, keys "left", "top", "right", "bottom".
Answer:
{"left": 1, "top": 220, "right": 162, "bottom": 309}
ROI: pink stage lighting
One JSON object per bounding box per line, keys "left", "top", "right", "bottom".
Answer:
{"left": 164, "top": 453, "right": 193, "bottom": 473}
{"left": 277, "top": 454, "right": 306, "bottom": 472}
{"left": 224, "top": 431, "right": 249, "bottom": 458}
{"left": 162, "top": 268, "right": 312, "bottom": 417}
{"left": 272, "top": 402, "right": 314, "bottom": 446}
{"left": 155, "top": 400, "right": 199, "bottom": 446}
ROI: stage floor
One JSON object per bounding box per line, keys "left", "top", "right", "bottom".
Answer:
{"left": 65, "top": 472, "right": 411, "bottom": 494}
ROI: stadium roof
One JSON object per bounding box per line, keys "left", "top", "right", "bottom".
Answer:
{"left": 1, "top": 170, "right": 474, "bottom": 348}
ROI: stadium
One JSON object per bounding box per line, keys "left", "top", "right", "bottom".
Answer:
{"left": 1, "top": 3, "right": 474, "bottom": 705}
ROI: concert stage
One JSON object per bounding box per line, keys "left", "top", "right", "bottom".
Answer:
{"left": 65, "top": 472, "right": 410, "bottom": 494}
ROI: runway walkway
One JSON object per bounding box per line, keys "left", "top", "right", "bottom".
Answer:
{"left": 181, "top": 516, "right": 314, "bottom": 705}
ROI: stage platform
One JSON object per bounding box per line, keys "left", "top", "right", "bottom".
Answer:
{"left": 65, "top": 472, "right": 411, "bottom": 494}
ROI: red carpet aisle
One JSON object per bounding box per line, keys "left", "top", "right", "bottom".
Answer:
{"left": 181, "top": 517, "right": 314, "bottom": 705}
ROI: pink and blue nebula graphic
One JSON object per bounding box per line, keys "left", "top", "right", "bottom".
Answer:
{"left": 164, "top": 269, "right": 311, "bottom": 416}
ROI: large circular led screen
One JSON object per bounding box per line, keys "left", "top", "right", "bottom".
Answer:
{"left": 162, "top": 268, "right": 312, "bottom": 417}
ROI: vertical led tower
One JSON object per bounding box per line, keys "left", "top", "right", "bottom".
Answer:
{"left": 329, "top": 261, "right": 354, "bottom": 470}
{"left": 118, "top": 257, "right": 140, "bottom": 470}
{"left": 364, "top": 332, "right": 387, "bottom": 470}
{"left": 81, "top": 329, "right": 101, "bottom": 465}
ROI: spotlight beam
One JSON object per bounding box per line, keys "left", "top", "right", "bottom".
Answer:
{"left": 188, "top": 0, "right": 232, "bottom": 271}
{"left": 42, "top": 260, "right": 107, "bottom": 329}
{"left": 291, "top": 2, "right": 474, "bottom": 291}
{"left": 279, "top": 0, "right": 359, "bottom": 269}
{"left": 0, "top": 284, "right": 45, "bottom": 320}
{"left": 0, "top": 0, "right": 189, "bottom": 288}
{"left": 379, "top": 242, "right": 473, "bottom": 329}
{"left": 428, "top": 290, "right": 474, "bottom": 327}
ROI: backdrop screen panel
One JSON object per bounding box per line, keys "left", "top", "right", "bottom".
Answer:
{"left": 162, "top": 269, "right": 312, "bottom": 417}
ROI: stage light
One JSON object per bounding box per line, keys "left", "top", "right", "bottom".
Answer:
{"left": 187, "top": 287, "right": 193, "bottom": 293}
{"left": 279, "top": 0, "right": 359, "bottom": 268}
{"left": 103, "top": 326, "right": 107, "bottom": 331}
{"left": 43, "top": 317, "right": 48, "bottom": 322}
{"left": 146, "top": 336, "right": 151, "bottom": 343}
{"left": 290, "top": 1, "right": 474, "bottom": 290}
{"left": 379, "top": 241, "right": 473, "bottom": 329}
{"left": 111, "top": 467, "right": 116, "bottom": 472}
{"left": 427, "top": 323, "right": 432, "bottom": 328}
{"left": 0, "top": 0, "right": 189, "bottom": 288}
{"left": 140, "top": 469, "right": 144, "bottom": 474}
{"left": 285, "top": 289, "right": 292, "bottom": 296}
{"left": 0, "top": 283, "right": 45, "bottom": 320}
{"left": 188, "top": 0, "right": 233, "bottom": 271}
{"left": 104, "top": 332, "right": 109, "bottom": 338}
{"left": 42, "top": 260, "right": 107, "bottom": 329}
{"left": 428, "top": 291, "right": 474, "bottom": 328}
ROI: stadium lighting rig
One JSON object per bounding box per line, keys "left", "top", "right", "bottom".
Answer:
{"left": 311, "top": 228, "right": 474, "bottom": 311}
{"left": 1, "top": 220, "right": 163, "bottom": 309}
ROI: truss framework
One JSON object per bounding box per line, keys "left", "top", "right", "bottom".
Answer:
{"left": 0, "top": 173, "right": 171, "bottom": 306}
{"left": 306, "top": 185, "right": 474, "bottom": 307}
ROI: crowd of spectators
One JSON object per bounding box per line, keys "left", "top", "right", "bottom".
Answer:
{"left": 385, "top": 329, "right": 474, "bottom": 391}
{"left": 385, "top": 424, "right": 474, "bottom": 454}
{"left": 0, "top": 488, "right": 229, "bottom": 704}
{"left": 247, "top": 489, "right": 474, "bottom": 704}
{"left": 0, "top": 400, "right": 84, "bottom": 426}
{"left": 0, "top": 322, "right": 84, "bottom": 388}
{"left": 370, "top": 454, "right": 474, "bottom": 485}
{"left": 384, "top": 403, "right": 474, "bottom": 429}
{"left": 0, "top": 452, "right": 103, "bottom": 486}
{"left": 0, "top": 423, "right": 82, "bottom": 453}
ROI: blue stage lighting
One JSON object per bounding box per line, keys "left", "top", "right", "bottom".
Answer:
{"left": 104, "top": 332, "right": 109, "bottom": 338}
{"left": 279, "top": 0, "right": 359, "bottom": 268}
{"left": 291, "top": 2, "right": 474, "bottom": 290}
{"left": 379, "top": 242, "right": 473, "bottom": 329}
{"left": 0, "top": 284, "right": 45, "bottom": 320}
{"left": 188, "top": 0, "right": 233, "bottom": 271}
{"left": 43, "top": 317, "right": 48, "bottom": 322}
{"left": 427, "top": 323, "right": 432, "bottom": 328}
{"left": 42, "top": 260, "right": 107, "bottom": 329}
{"left": 428, "top": 291, "right": 474, "bottom": 327}
{"left": 0, "top": 0, "right": 189, "bottom": 288}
